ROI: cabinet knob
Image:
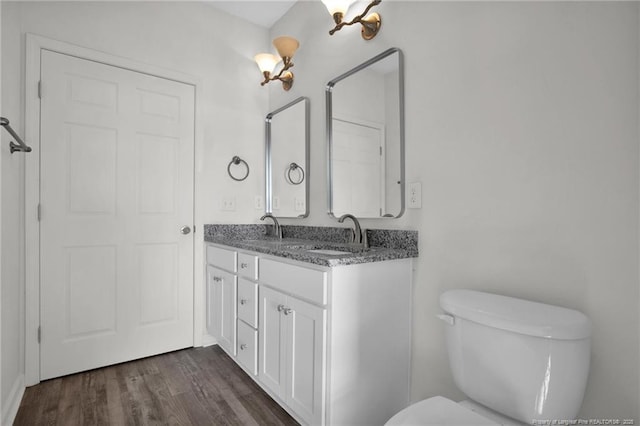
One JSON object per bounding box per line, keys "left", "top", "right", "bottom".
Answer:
{"left": 277, "top": 304, "right": 285, "bottom": 312}
{"left": 240, "top": 344, "right": 247, "bottom": 350}
{"left": 213, "top": 276, "right": 222, "bottom": 282}
{"left": 240, "top": 262, "right": 248, "bottom": 269}
{"left": 283, "top": 307, "right": 292, "bottom": 316}
{"left": 240, "top": 299, "right": 248, "bottom": 305}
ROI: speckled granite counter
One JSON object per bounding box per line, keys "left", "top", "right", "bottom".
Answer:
{"left": 204, "top": 224, "right": 418, "bottom": 267}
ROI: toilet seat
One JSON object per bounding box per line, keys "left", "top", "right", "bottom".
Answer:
{"left": 385, "top": 396, "right": 498, "bottom": 425}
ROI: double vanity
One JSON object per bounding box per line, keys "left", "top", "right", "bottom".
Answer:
{"left": 205, "top": 46, "right": 412, "bottom": 425}
{"left": 204, "top": 224, "right": 417, "bottom": 425}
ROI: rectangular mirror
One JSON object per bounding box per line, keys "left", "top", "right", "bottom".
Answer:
{"left": 265, "top": 96, "right": 309, "bottom": 218}
{"left": 326, "top": 48, "right": 405, "bottom": 218}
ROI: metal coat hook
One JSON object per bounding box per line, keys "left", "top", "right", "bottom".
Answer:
{"left": 286, "top": 162, "right": 305, "bottom": 185}
{"left": 227, "top": 156, "right": 250, "bottom": 181}
{"left": 1, "top": 117, "right": 32, "bottom": 153}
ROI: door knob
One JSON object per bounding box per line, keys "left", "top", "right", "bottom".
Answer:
{"left": 180, "top": 225, "right": 191, "bottom": 235}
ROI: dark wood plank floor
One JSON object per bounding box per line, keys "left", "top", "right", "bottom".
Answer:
{"left": 14, "top": 345, "right": 299, "bottom": 426}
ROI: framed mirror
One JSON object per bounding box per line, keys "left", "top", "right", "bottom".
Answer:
{"left": 326, "top": 48, "right": 405, "bottom": 219}
{"left": 265, "top": 96, "right": 309, "bottom": 218}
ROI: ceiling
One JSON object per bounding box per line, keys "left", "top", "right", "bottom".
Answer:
{"left": 206, "top": 1, "right": 299, "bottom": 29}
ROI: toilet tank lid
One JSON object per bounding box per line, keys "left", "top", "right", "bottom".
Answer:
{"left": 440, "top": 290, "right": 591, "bottom": 340}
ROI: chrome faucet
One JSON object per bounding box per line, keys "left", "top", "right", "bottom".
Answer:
{"left": 338, "top": 214, "right": 367, "bottom": 248}
{"left": 260, "top": 213, "right": 282, "bottom": 239}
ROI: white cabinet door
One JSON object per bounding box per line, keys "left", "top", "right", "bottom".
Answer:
{"left": 259, "top": 285, "right": 326, "bottom": 425}
{"left": 208, "top": 266, "right": 237, "bottom": 356}
{"left": 259, "top": 286, "right": 288, "bottom": 397}
{"left": 40, "top": 50, "right": 195, "bottom": 380}
{"left": 286, "top": 296, "right": 326, "bottom": 425}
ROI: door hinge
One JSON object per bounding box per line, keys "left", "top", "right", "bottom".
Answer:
{"left": 37, "top": 204, "right": 41, "bottom": 221}
{"left": 380, "top": 146, "right": 382, "bottom": 156}
{"left": 193, "top": 225, "right": 196, "bottom": 234}
{"left": 37, "top": 326, "right": 41, "bottom": 343}
{"left": 38, "top": 81, "right": 42, "bottom": 99}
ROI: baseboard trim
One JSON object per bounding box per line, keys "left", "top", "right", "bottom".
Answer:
{"left": 201, "top": 334, "right": 217, "bottom": 347}
{"left": 2, "top": 373, "right": 25, "bottom": 426}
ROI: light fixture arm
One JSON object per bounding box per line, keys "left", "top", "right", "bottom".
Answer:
{"left": 260, "top": 58, "right": 293, "bottom": 85}
{"left": 260, "top": 57, "right": 295, "bottom": 91}
{"left": 328, "top": 0, "right": 381, "bottom": 40}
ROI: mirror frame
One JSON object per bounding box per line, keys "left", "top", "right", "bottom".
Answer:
{"left": 265, "top": 96, "right": 310, "bottom": 218}
{"left": 325, "top": 47, "right": 405, "bottom": 219}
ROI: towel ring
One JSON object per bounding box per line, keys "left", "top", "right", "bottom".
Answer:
{"left": 228, "top": 156, "right": 250, "bottom": 181}
{"left": 286, "top": 162, "right": 305, "bottom": 185}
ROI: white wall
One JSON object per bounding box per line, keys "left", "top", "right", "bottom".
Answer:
{"left": 0, "top": 1, "right": 3, "bottom": 420}
{"left": 1, "top": 0, "right": 270, "bottom": 419}
{"left": 269, "top": 1, "right": 640, "bottom": 419}
{"left": 1, "top": 1, "right": 26, "bottom": 422}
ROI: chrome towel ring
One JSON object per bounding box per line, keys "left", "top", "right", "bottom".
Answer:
{"left": 286, "top": 162, "right": 305, "bottom": 185}
{"left": 228, "top": 156, "right": 249, "bottom": 181}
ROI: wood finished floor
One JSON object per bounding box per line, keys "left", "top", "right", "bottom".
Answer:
{"left": 14, "top": 345, "right": 299, "bottom": 426}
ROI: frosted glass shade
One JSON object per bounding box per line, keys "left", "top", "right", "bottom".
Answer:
{"left": 321, "top": 0, "right": 355, "bottom": 16}
{"left": 254, "top": 53, "right": 280, "bottom": 74}
{"left": 272, "top": 36, "right": 299, "bottom": 59}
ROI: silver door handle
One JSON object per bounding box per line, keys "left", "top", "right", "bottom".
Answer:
{"left": 180, "top": 225, "right": 191, "bottom": 235}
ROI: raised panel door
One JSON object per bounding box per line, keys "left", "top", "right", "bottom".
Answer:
{"left": 259, "top": 286, "right": 287, "bottom": 398}
{"left": 286, "top": 296, "right": 326, "bottom": 425}
{"left": 40, "top": 50, "right": 195, "bottom": 379}
{"left": 208, "top": 266, "right": 237, "bottom": 356}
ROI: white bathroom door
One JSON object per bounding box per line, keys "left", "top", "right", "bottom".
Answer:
{"left": 332, "top": 118, "right": 385, "bottom": 217}
{"left": 39, "top": 50, "right": 195, "bottom": 380}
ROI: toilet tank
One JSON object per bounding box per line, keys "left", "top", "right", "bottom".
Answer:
{"left": 440, "top": 290, "right": 591, "bottom": 424}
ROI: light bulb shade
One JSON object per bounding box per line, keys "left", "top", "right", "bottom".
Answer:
{"left": 254, "top": 53, "right": 280, "bottom": 74}
{"left": 272, "top": 36, "right": 299, "bottom": 59}
{"left": 321, "top": 0, "right": 355, "bottom": 16}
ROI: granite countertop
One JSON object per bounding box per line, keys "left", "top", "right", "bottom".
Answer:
{"left": 204, "top": 224, "right": 418, "bottom": 267}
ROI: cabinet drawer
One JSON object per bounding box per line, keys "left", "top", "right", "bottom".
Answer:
{"left": 238, "top": 278, "right": 258, "bottom": 328}
{"left": 207, "top": 245, "right": 237, "bottom": 272}
{"left": 260, "top": 259, "right": 327, "bottom": 305}
{"left": 238, "top": 252, "right": 259, "bottom": 280}
{"left": 237, "top": 320, "right": 258, "bottom": 375}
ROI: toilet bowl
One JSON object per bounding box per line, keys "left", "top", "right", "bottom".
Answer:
{"left": 385, "top": 289, "right": 591, "bottom": 426}
{"left": 386, "top": 396, "right": 524, "bottom": 425}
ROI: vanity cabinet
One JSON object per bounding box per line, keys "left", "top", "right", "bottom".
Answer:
{"left": 205, "top": 242, "right": 412, "bottom": 426}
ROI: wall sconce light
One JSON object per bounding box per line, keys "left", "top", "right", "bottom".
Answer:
{"left": 254, "top": 36, "right": 300, "bottom": 91}
{"left": 321, "top": 0, "right": 381, "bottom": 40}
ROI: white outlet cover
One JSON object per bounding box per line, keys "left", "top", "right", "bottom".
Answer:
{"left": 255, "top": 195, "right": 264, "bottom": 209}
{"left": 408, "top": 182, "right": 422, "bottom": 209}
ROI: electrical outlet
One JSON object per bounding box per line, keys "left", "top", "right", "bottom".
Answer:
{"left": 255, "top": 195, "right": 264, "bottom": 210}
{"left": 222, "top": 197, "right": 236, "bottom": 211}
{"left": 294, "top": 197, "right": 306, "bottom": 212}
{"left": 408, "top": 182, "right": 422, "bottom": 209}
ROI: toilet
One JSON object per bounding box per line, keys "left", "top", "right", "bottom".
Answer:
{"left": 386, "top": 289, "right": 591, "bottom": 425}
